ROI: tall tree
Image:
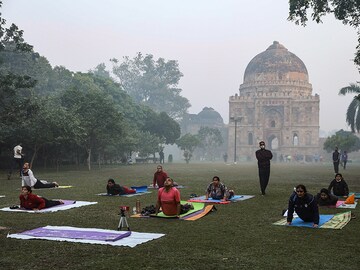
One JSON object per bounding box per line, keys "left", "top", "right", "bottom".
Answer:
{"left": 111, "top": 53, "right": 190, "bottom": 119}
{"left": 176, "top": 133, "right": 201, "bottom": 164}
{"left": 60, "top": 73, "right": 128, "bottom": 170}
{"left": 0, "top": 0, "right": 37, "bottom": 145}
{"left": 339, "top": 83, "right": 360, "bottom": 132}
{"left": 323, "top": 129, "right": 360, "bottom": 153}
{"left": 197, "top": 127, "right": 224, "bottom": 161}
{"left": 288, "top": 0, "right": 360, "bottom": 68}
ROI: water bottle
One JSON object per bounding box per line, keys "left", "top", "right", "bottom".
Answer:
{"left": 136, "top": 199, "right": 141, "bottom": 214}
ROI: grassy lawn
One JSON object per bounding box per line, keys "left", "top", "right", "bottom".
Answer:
{"left": 0, "top": 162, "right": 359, "bottom": 270}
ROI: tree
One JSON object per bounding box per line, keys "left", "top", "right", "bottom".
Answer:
{"left": 323, "top": 129, "right": 360, "bottom": 153}
{"left": 111, "top": 53, "right": 190, "bottom": 119}
{"left": 176, "top": 133, "right": 201, "bottom": 164}
{"left": 60, "top": 73, "right": 128, "bottom": 170}
{"left": 0, "top": 1, "right": 37, "bottom": 144}
{"left": 143, "top": 111, "right": 181, "bottom": 144}
{"left": 135, "top": 131, "right": 162, "bottom": 158}
{"left": 288, "top": 0, "right": 360, "bottom": 68}
{"left": 197, "top": 127, "right": 224, "bottom": 161}
{"left": 339, "top": 83, "right": 360, "bottom": 132}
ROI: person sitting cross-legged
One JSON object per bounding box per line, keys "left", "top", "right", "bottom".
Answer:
{"left": 328, "top": 173, "right": 349, "bottom": 197}
{"left": 205, "top": 176, "right": 234, "bottom": 202}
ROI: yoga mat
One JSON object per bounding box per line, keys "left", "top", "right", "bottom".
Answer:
{"left": 96, "top": 192, "right": 152, "bottom": 197}
{"left": 0, "top": 200, "right": 97, "bottom": 213}
{"left": 274, "top": 215, "right": 333, "bottom": 228}
{"left": 152, "top": 201, "right": 205, "bottom": 218}
{"left": 182, "top": 205, "right": 214, "bottom": 221}
{"left": 34, "top": 185, "right": 73, "bottom": 190}
{"left": 148, "top": 185, "right": 185, "bottom": 189}
{"left": 337, "top": 201, "right": 357, "bottom": 209}
{"left": 274, "top": 212, "right": 352, "bottom": 229}
{"left": 8, "top": 226, "right": 165, "bottom": 248}
{"left": 21, "top": 227, "right": 131, "bottom": 242}
{"left": 188, "top": 195, "right": 254, "bottom": 204}
{"left": 130, "top": 186, "right": 148, "bottom": 193}
{"left": 131, "top": 201, "right": 211, "bottom": 221}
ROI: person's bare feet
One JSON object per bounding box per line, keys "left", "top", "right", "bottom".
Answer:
{"left": 54, "top": 182, "right": 59, "bottom": 187}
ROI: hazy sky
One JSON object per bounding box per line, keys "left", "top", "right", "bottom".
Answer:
{"left": 3, "top": 0, "right": 359, "bottom": 134}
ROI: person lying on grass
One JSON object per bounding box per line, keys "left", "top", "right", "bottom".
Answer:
{"left": 287, "top": 184, "right": 319, "bottom": 228}
{"left": 22, "top": 162, "right": 59, "bottom": 189}
{"left": 205, "top": 176, "right": 234, "bottom": 201}
{"left": 19, "top": 185, "right": 64, "bottom": 210}
{"left": 155, "top": 177, "right": 192, "bottom": 218}
{"left": 316, "top": 188, "right": 338, "bottom": 206}
{"left": 106, "top": 179, "right": 136, "bottom": 195}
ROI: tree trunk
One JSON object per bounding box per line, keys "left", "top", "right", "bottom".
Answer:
{"left": 30, "top": 144, "right": 38, "bottom": 169}
{"left": 87, "top": 148, "right": 91, "bottom": 170}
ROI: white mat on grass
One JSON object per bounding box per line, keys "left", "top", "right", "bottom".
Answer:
{"left": 0, "top": 195, "right": 5, "bottom": 198}
{"left": 337, "top": 201, "right": 357, "bottom": 209}
{"left": 7, "top": 225, "right": 165, "bottom": 247}
{"left": 0, "top": 201, "right": 97, "bottom": 213}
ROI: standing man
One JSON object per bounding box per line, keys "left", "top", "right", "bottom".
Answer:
{"left": 332, "top": 147, "right": 340, "bottom": 174}
{"left": 8, "top": 143, "right": 24, "bottom": 180}
{"left": 159, "top": 150, "right": 165, "bottom": 164}
{"left": 153, "top": 165, "right": 168, "bottom": 188}
{"left": 255, "top": 141, "right": 273, "bottom": 195}
{"left": 341, "top": 150, "right": 348, "bottom": 170}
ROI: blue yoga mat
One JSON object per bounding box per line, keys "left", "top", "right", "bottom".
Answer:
{"left": 289, "top": 215, "right": 334, "bottom": 228}
{"left": 131, "top": 186, "right": 148, "bottom": 193}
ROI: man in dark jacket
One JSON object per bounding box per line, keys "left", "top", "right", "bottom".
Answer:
{"left": 255, "top": 141, "right": 273, "bottom": 195}
{"left": 287, "top": 184, "right": 319, "bottom": 227}
{"left": 328, "top": 173, "right": 349, "bottom": 197}
{"left": 332, "top": 147, "right": 340, "bottom": 174}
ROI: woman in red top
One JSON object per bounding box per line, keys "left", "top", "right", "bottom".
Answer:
{"left": 153, "top": 165, "right": 168, "bottom": 188}
{"left": 19, "top": 186, "right": 63, "bottom": 210}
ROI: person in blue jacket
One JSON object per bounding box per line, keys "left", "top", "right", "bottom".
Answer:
{"left": 287, "top": 184, "right": 319, "bottom": 228}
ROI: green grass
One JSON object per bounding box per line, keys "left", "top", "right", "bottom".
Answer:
{"left": 0, "top": 162, "right": 359, "bottom": 270}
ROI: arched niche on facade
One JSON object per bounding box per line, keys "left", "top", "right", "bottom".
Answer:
{"left": 248, "top": 132, "right": 254, "bottom": 145}
{"left": 293, "top": 133, "right": 299, "bottom": 146}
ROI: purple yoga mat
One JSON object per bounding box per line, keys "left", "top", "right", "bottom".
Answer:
{"left": 21, "top": 227, "right": 131, "bottom": 242}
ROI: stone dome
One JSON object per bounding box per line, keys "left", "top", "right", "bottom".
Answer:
{"left": 243, "top": 41, "right": 309, "bottom": 84}
{"left": 197, "top": 107, "right": 223, "bottom": 124}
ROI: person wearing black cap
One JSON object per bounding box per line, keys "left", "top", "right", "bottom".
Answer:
{"left": 255, "top": 141, "right": 272, "bottom": 195}
{"left": 316, "top": 188, "right": 338, "bottom": 206}
{"left": 328, "top": 173, "right": 349, "bottom": 197}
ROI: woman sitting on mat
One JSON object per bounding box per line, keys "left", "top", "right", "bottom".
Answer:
{"left": 19, "top": 186, "right": 64, "bottom": 210}
{"left": 155, "top": 178, "right": 192, "bottom": 217}
{"left": 316, "top": 188, "right": 338, "bottom": 206}
{"left": 287, "top": 184, "right": 319, "bottom": 228}
{"left": 205, "top": 176, "right": 234, "bottom": 201}
{"left": 106, "top": 179, "right": 136, "bottom": 195}
{"left": 328, "top": 173, "right": 349, "bottom": 197}
{"left": 21, "top": 162, "right": 59, "bottom": 189}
